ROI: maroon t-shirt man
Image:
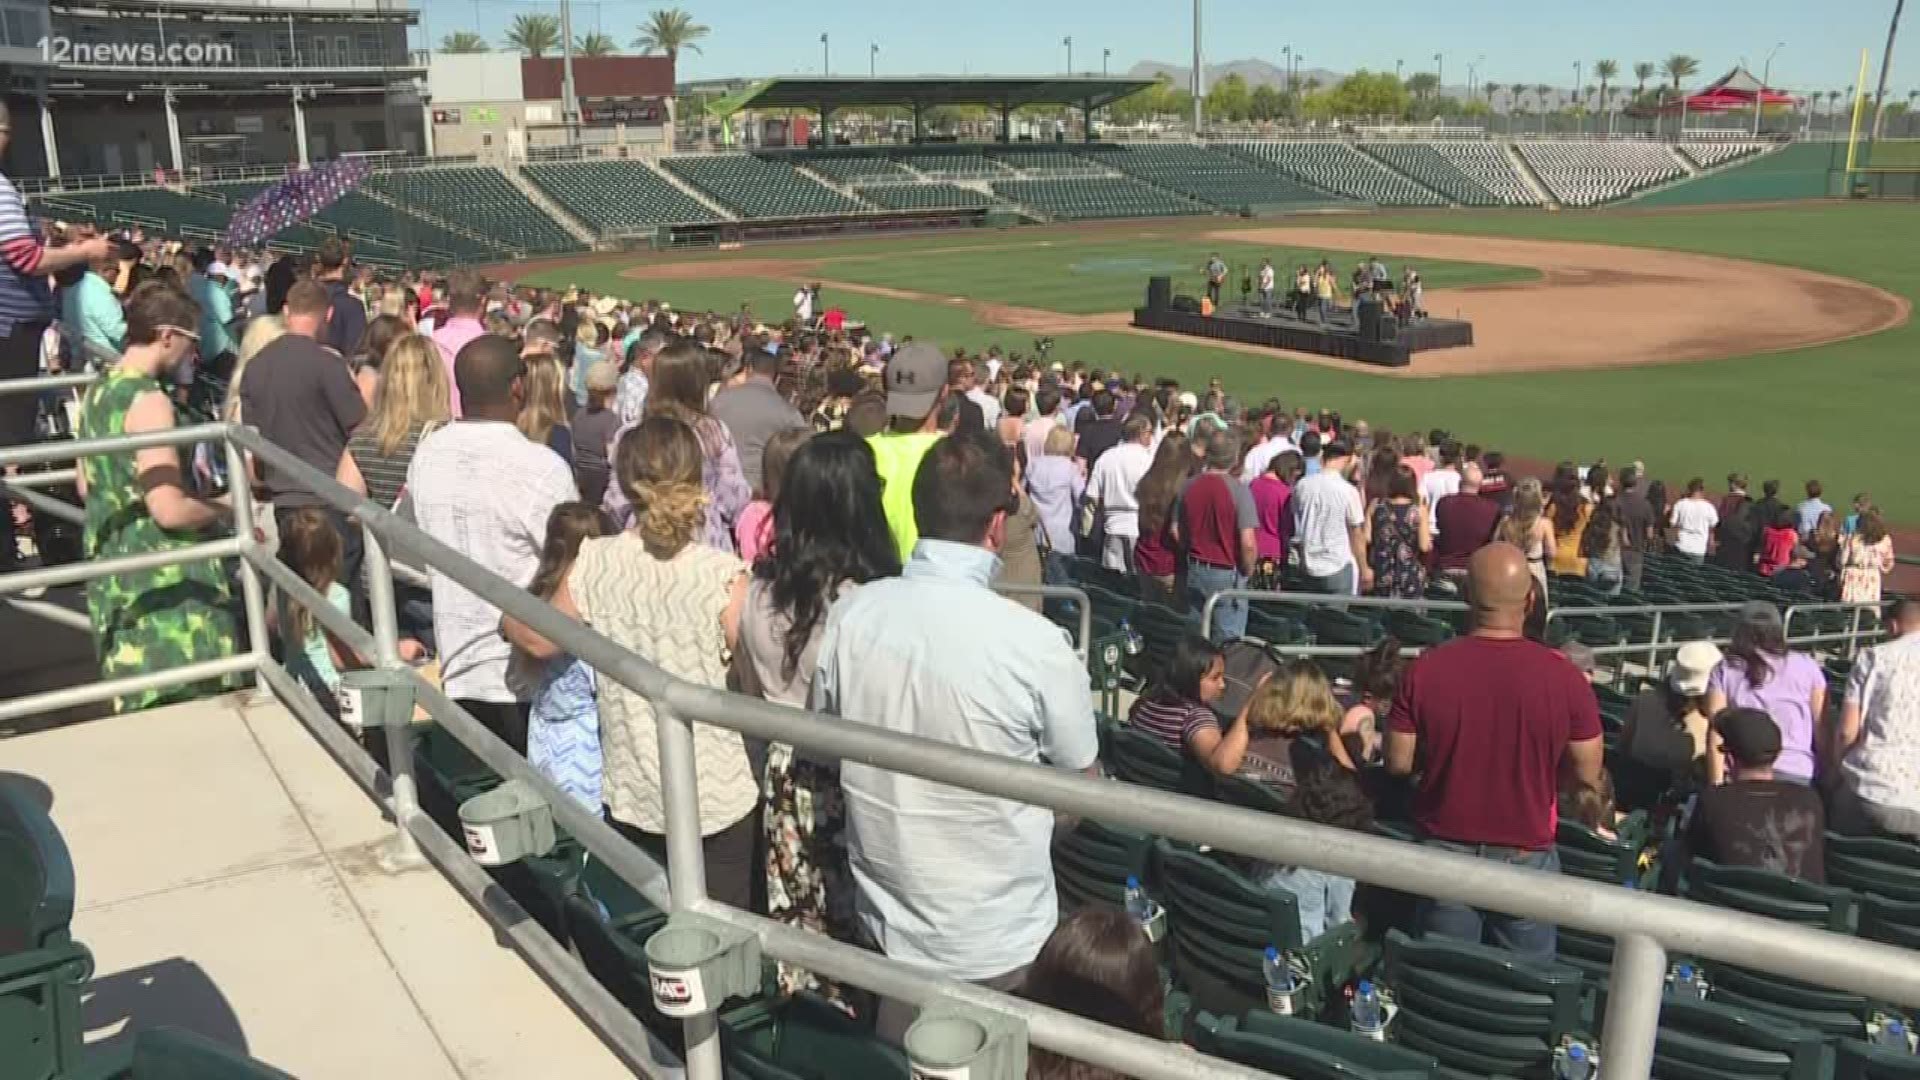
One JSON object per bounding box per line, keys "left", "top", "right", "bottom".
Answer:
{"left": 1388, "top": 636, "right": 1602, "bottom": 850}
{"left": 1180, "top": 470, "right": 1257, "bottom": 570}
{"left": 1433, "top": 491, "right": 1503, "bottom": 572}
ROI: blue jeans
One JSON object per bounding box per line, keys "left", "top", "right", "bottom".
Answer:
{"left": 1265, "top": 866, "right": 1356, "bottom": 941}
{"left": 1586, "top": 558, "right": 1622, "bottom": 598}
{"left": 1418, "top": 841, "right": 1560, "bottom": 962}
{"left": 1187, "top": 561, "right": 1247, "bottom": 643}
{"left": 1306, "top": 564, "right": 1356, "bottom": 596}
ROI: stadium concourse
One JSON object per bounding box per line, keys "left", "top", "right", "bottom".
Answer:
{"left": 3, "top": 124, "right": 1917, "bottom": 1080}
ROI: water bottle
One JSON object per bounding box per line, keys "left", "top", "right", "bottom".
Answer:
{"left": 1554, "top": 1041, "right": 1596, "bottom": 1080}
{"left": 1263, "top": 946, "right": 1299, "bottom": 1016}
{"left": 1350, "top": 979, "right": 1386, "bottom": 1040}
{"left": 1119, "top": 617, "right": 1144, "bottom": 656}
{"left": 1669, "top": 963, "right": 1709, "bottom": 1001}
{"left": 1124, "top": 876, "right": 1152, "bottom": 926}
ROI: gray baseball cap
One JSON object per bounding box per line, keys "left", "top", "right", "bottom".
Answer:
{"left": 884, "top": 342, "right": 947, "bottom": 419}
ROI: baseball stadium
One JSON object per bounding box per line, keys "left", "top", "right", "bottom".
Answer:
{"left": 5, "top": 2, "right": 1920, "bottom": 1078}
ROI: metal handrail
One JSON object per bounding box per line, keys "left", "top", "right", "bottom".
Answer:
{"left": 7, "top": 419, "right": 1920, "bottom": 1080}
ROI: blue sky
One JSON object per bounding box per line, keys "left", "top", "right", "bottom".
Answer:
{"left": 423, "top": 0, "right": 1913, "bottom": 96}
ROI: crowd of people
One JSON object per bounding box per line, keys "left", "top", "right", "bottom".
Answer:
{"left": 2, "top": 124, "right": 1915, "bottom": 1072}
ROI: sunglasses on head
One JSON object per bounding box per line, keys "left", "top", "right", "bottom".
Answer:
{"left": 157, "top": 324, "right": 201, "bottom": 343}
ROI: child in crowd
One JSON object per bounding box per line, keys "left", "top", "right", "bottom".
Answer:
{"left": 523, "top": 502, "right": 615, "bottom": 812}
{"left": 1023, "top": 911, "right": 1167, "bottom": 1080}
{"left": 1560, "top": 769, "right": 1620, "bottom": 841}
{"left": 571, "top": 361, "right": 623, "bottom": 508}
{"left": 1341, "top": 636, "right": 1403, "bottom": 766}
{"left": 280, "top": 508, "right": 424, "bottom": 715}
{"left": 735, "top": 426, "right": 811, "bottom": 564}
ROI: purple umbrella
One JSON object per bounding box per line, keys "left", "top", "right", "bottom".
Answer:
{"left": 224, "top": 157, "right": 373, "bottom": 248}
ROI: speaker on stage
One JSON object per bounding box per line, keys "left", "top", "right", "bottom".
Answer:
{"left": 1146, "top": 276, "right": 1172, "bottom": 311}
{"left": 1170, "top": 294, "right": 1201, "bottom": 314}
{"left": 1359, "top": 304, "right": 1400, "bottom": 343}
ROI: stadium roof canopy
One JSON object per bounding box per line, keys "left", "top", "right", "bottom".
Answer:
{"left": 709, "top": 76, "right": 1155, "bottom": 117}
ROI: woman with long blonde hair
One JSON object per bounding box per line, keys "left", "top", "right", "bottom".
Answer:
{"left": 516, "top": 352, "right": 574, "bottom": 462}
{"left": 1499, "top": 476, "right": 1555, "bottom": 598}
{"left": 222, "top": 314, "right": 286, "bottom": 424}
{"left": 501, "top": 416, "right": 759, "bottom": 909}
{"left": 337, "top": 333, "right": 451, "bottom": 509}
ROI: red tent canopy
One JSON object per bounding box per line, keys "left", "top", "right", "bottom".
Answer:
{"left": 1654, "top": 66, "right": 1802, "bottom": 113}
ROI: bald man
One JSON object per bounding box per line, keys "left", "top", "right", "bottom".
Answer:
{"left": 1386, "top": 542, "right": 1604, "bottom": 961}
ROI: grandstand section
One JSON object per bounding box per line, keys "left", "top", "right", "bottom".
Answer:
{"left": 1514, "top": 141, "right": 1687, "bottom": 207}
{"left": 1220, "top": 141, "right": 1446, "bottom": 206}
{"left": 991, "top": 176, "right": 1203, "bottom": 219}
{"left": 521, "top": 160, "right": 723, "bottom": 233}
{"left": 895, "top": 150, "right": 1015, "bottom": 179}
{"left": 1082, "top": 144, "right": 1348, "bottom": 212}
{"left": 790, "top": 153, "right": 916, "bottom": 184}
{"left": 1633, "top": 142, "right": 1844, "bottom": 206}
{"left": 1361, "top": 142, "right": 1542, "bottom": 206}
{"left": 664, "top": 154, "right": 874, "bottom": 218}
{"left": 1677, "top": 141, "right": 1772, "bottom": 170}
{"left": 362, "top": 168, "right": 584, "bottom": 256}
{"left": 199, "top": 183, "right": 481, "bottom": 263}
{"left": 855, "top": 182, "right": 998, "bottom": 210}
{"left": 987, "top": 146, "right": 1108, "bottom": 175}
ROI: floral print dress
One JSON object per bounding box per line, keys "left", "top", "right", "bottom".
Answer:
{"left": 1368, "top": 500, "right": 1426, "bottom": 599}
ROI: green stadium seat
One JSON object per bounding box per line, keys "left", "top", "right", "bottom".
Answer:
{"left": 0, "top": 781, "right": 92, "bottom": 1080}
{"left": 111, "top": 1026, "right": 299, "bottom": 1079}
{"left": 565, "top": 854, "right": 675, "bottom": 1030}
{"left": 1553, "top": 814, "right": 1653, "bottom": 980}
{"left": 1359, "top": 142, "right": 1539, "bottom": 207}
{"left": 1102, "top": 722, "right": 1210, "bottom": 797}
{"left": 1191, "top": 1009, "right": 1441, "bottom": 1080}
{"left": 723, "top": 993, "right": 907, "bottom": 1080}
{"left": 1212, "top": 773, "right": 1291, "bottom": 816}
{"left": 854, "top": 183, "right": 995, "bottom": 211}
{"left": 1152, "top": 840, "right": 1369, "bottom": 1020}
{"left": 1078, "top": 144, "right": 1347, "bottom": 212}
{"left": 363, "top": 168, "right": 582, "bottom": 255}
{"left": 1053, "top": 819, "right": 1154, "bottom": 912}
{"left": 1683, "top": 861, "right": 1869, "bottom": 1039}
{"left": 1593, "top": 989, "right": 1825, "bottom": 1080}
{"left": 991, "top": 176, "right": 1203, "bottom": 220}
{"left": 1514, "top": 141, "right": 1687, "bottom": 207}
{"left": 1380, "top": 929, "right": 1584, "bottom": 1079}
{"left": 1827, "top": 834, "right": 1920, "bottom": 903}
{"left": 664, "top": 155, "right": 871, "bottom": 218}
{"left": 1859, "top": 894, "right": 1920, "bottom": 950}
{"left": 521, "top": 160, "right": 719, "bottom": 232}
{"left": 1836, "top": 1036, "right": 1920, "bottom": 1080}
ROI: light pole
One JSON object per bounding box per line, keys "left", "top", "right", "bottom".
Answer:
{"left": 1467, "top": 59, "right": 1480, "bottom": 103}
{"left": 1191, "top": 0, "right": 1204, "bottom": 136}
{"left": 1573, "top": 61, "right": 1583, "bottom": 134}
{"left": 1756, "top": 41, "right": 1784, "bottom": 135}
{"left": 1433, "top": 53, "right": 1444, "bottom": 113}
{"left": 1103, "top": 48, "right": 1111, "bottom": 76}
{"left": 1396, "top": 58, "right": 1403, "bottom": 83}
{"left": 869, "top": 42, "right": 878, "bottom": 78}
{"left": 820, "top": 33, "right": 829, "bottom": 75}
{"left": 1064, "top": 35, "right": 1073, "bottom": 75}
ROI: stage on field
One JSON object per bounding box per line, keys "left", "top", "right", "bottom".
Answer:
{"left": 1131, "top": 298, "right": 1475, "bottom": 369}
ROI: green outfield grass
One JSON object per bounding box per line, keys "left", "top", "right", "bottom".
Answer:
{"left": 524, "top": 202, "right": 1920, "bottom": 521}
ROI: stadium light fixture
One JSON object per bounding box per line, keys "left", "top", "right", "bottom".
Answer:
{"left": 1758, "top": 42, "right": 1784, "bottom": 135}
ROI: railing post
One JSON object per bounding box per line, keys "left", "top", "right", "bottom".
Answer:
{"left": 1599, "top": 932, "right": 1666, "bottom": 1080}
{"left": 1201, "top": 591, "right": 1219, "bottom": 638}
{"left": 1847, "top": 604, "right": 1866, "bottom": 659}
{"left": 656, "top": 702, "right": 723, "bottom": 1080}
{"left": 224, "top": 437, "right": 272, "bottom": 705}
{"left": 363, "top": 525, "right": 425, "bottom": 871}
{"left": 1646, "top": 610, "right": 1662, "bottom": 679}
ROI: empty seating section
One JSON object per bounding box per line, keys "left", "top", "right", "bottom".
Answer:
{"left": 199, "top": 182, "right": 478, "bottom": 264}
{"left": 854, "top": 182, "right": 995, "bottom": 210}
{"left": 36, "top": 186, "right": 332, "bottom": 247}
{"left": 364, "top": 167, "right": 582, "bottom": 254}
{"left": 1224, "top": 141, "right": 1445, "bottom": 205}
{"left": 1680, "top": 141, "right": 1771, "bottom": 169}
{"left": 664, "top": 154, "right": 872, "bottom": 217}
{"left": 896, "top": 150, "right": 1012, "bottom": 178}
{"left": 986, "top": 146, "right": 1102, "bottom": 174}
{"left": 521, "top": 160, "right": 720, "bottom": 232}
{"left": 1515, "top": 141, "right": 1686, "bottom": 206}
{"left": 991, "top": 176, "right": 1201, "bottom": 219}
{"left": 788, "top": 152, "right": 913, "bottom": 184}
{"left": 1363, "top": 141, "right": 1540, "bottom": 206}
{"left": 1083, "top": 143, "right": 1341, "bottom": 211}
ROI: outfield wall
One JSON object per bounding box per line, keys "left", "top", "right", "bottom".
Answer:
{"left": 1635, "top": 143, "right": 1847, "bottom": 207}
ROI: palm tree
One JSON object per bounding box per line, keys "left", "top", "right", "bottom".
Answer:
{"left": 504, "top": 13, "right": 560, "bottom": 57}
{"left": 574, "top": 31, "right": 617, "bottom": 57}
{"left": 1594, "top": 60, "right": 1619, "bottom": 135}
{"left": 633, "top": 7, "right": 711, "bottom": 60}
{"left": 1535, "top": 83, "right": 1553, "bottom": 134}
{"left": 1633, "top": 61, "right": 1655, "bottom": 98}
{"left": 1662, "top": 54, "right": 1699, "bottom": 91}
{"left": 441, "top": 30, "right": 488, "bottom": 53}
{"left": 1483, "top": 81, "right": 1502, "bottom": 116}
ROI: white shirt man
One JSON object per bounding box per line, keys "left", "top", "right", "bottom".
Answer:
{"left": 1258, "top": 261, "right": 1276, "bottom": 309}
{"left": 1668, "top": 488, "right": 1719, "bottom": 559}
{"left": 1242, "top": 427, "right": 1294, "bottom": 480}
{"left": 793, "top": 285, "right": 814, "bottom": 323}
{"left": 1420, "top": 457, "right": 1463, "bottom": 532}
{"left": 1087, "top": 415, "right": 1156, "bottom": 572}
{"left": 1291, "top": 444, "right": 1366, "bottom": 594}
{"left": 1838, "top": 600, "right": 1920, "bottom": 838}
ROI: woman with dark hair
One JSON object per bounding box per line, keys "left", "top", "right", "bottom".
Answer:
{"left": 350, "top": 313, "right": 408, "bottom": 408}
{"left": 1581, "top": 489, "right": 1625, "bottom": 597}
{"left": 1646, "top": 479, "right": 1670, "bottom": 530}
{"left": 1364, "top": 464, "right": 1429, "bottom": 598}
{"left": 1704, "top": 603, "right": 1824, "bottom": 785}
{"left": 734, "top": 429, "right": 900, "bottom": 1007}
{"left": 1128, "top": 634, "right": 1268, "bottom": 775}
{"left": 997, "top": 386, "right": 1029, "bottom": 452}
{"left": 608, "top": 341, "right": 751, "bottom": 551}
{"left": 1549, "top": 470, "right": 1592, "bottom": 577}
{"left": 1838, "top": 510, "right": 1895, "bottom": 604}
{"left": 1130, "top": 432, "right": 1195, "bottom": 609}
{"left": 1023, "top": 910, "right": 1166, "bottom": 1080}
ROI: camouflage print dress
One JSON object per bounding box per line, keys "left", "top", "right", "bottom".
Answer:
{"left": 77, "top": 366, "right": 243, "bottom": 713}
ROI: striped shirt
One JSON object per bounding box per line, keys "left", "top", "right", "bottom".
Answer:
{"left": 1127, "top": 694, "right": 1219, "bottom": 752}
{"left": 0, "top": 173, "right": 54, "bottom": 334}
{"left": 347, "top": 421, "right": 433, "bottom": 510}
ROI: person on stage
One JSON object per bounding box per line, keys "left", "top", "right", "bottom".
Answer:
{"left": 1315, "top": 264, "right": 1338, "bottom": 325}
{"left": 1204, "top": 253, "right": 1227, "bottom": 308}
{"left": 1293, "top": 265, "right": 1313, "bottom": 320}
{"left": 1258, "top": 259, "right": 1276, "bottom": 314}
